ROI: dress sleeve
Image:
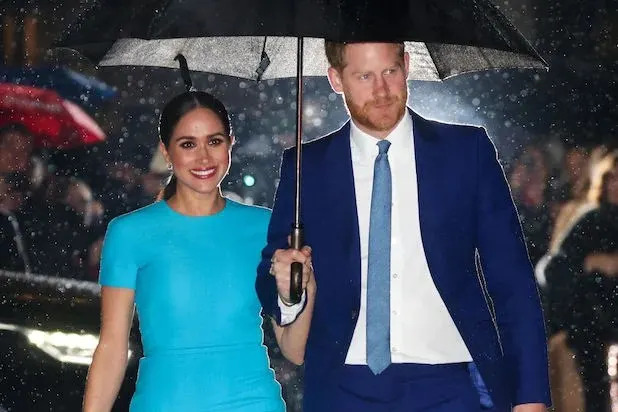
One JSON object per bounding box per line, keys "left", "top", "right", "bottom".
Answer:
{"left": 99, "top": 218, "right": 139, "bottom": 289}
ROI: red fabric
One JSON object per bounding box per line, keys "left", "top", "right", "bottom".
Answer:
{"left": 0, "top": 83, "right": 105, "bottom": 149}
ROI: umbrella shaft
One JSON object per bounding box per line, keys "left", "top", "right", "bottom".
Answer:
{"left": 294, "top": 37, "right": 303, "bottom": 228}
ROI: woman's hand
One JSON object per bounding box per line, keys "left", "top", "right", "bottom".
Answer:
{"left": 584, "top": 253, "right": 618, "bottom": 277}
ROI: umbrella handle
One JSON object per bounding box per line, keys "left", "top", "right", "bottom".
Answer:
{"left": 174, "top": 54, "right": 195, "bottom": 91}
{"left": 289, "top": 224, "right": 304, "bottom": 304}
{"left": 288, "top": 37, "right": 305, "bottom": 305}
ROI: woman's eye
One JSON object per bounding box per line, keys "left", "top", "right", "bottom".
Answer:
{"left": 180, "top": 141, "right": 195, "bottom": 148}
{"left": 209, "top": 138, "right": 223, "bottom": 145}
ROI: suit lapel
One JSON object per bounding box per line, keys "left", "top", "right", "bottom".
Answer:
{"left": 411, "top": 110, "right": 446, "bottom": 295}
{"left": 322, "top": 122, "right": 362, "bottom": 306}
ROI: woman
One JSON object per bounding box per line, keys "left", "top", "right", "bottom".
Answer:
{"left": 544, "top": 149, "right": 618, "bottom": 411}
{"left": 536, "top": 147, "right": 609, "bottom": 412}
{"left": 83, "top": 90, "right": 315, "bottom": 411}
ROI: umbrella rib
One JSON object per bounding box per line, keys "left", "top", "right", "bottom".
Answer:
{"left": 256, "top": 37, "right": 271, "bottom": 82}
{"left": 421, "top": 43, "right": 446, "bottom": 80}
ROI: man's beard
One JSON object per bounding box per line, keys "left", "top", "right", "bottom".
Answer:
{"left": 345, "top": 92, "right": 407, "bottom": 134}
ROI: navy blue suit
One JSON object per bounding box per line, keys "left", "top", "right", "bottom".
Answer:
{"left": 257, "top": 110, "right": 550, "bottom": 411}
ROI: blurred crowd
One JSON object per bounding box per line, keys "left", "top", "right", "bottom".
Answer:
{"left": 507, "top": 141, "right": 618, "bottom": 411}
{"left": 1, "top": 118, "right": 617, "bottom": 411}
{"left": 0, "top": 123, "right": 169, "bottom": 281}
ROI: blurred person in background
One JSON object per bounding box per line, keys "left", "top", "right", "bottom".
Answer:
{"left": 63, "top": 177, "right": 105, "bottom": 229}
{"left": 0, "top": 174, "right": 30, "bottom": 273}
{"left": 82, "top": 153, "right": 169, "bottom": 281}
{"left": 548, "top": 146, "right": 609, "bottom": 255}
{"left": 509, "top": 145, "right": 552, "bottom": 266}
{"left": 543, "top": 149, "right": 618, "bottom": 412}
{"left": 138, "top": 149, "right": 169, "bottom": 202}
{"left": 59, "top": 178, "right": 106, "bottom": 279}
{"left": 0, "top": 124, "right": 34, "bottom": 174}
{"left": 17, "top": 175, "right": 102, "bottom": 279}
{"left": 553, "top": 145, "right": 591, "bottom": 206}
{"left": 98, "top": 161, "right": 150, "bottom": 221}
{"left": 535, "top": 146, "right": 612, "bottom": 412}
{"left": 0, "top": 124, "right": 52, "bottom": 275}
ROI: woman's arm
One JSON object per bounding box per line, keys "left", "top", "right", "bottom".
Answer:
{"left": 83, "top": 287, "right": 135, "bottom": 412}
{"left": 271, "top": 266, "right": 316, "bottom": 366}
{"left": 584, "top": 252, "right": 618, "bottom": 276}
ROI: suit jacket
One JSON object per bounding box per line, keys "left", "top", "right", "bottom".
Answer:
{"left": 256, "top": 109, "right": 550, "bottom": 411}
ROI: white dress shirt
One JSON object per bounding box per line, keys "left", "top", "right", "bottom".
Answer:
{"left": 280, "top": 113, "right": 472, "bottom": 364}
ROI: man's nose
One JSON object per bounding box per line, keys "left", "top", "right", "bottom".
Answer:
{"left": 373, "top": 76, "right": 389, "bottom": 97}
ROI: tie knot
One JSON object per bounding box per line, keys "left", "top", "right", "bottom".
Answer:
{"left": 377, "top": 140, "right": 391, "bottom": 155}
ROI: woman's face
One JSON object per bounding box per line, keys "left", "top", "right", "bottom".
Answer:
{"left": 604, "top": 164, "right": 618, "bottom": 206}
{"left": 161, "top": 107, "right": 232, "bottom": 198}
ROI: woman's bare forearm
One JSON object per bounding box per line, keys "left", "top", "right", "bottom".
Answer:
{"left": 82, "top": 342, "right": 129, "bottom": 412}
{"left": 273, "top": 289, "right": 315, "bottom": 365}
{"left": 83, "top": 287, "right": 135, "bottom": 412}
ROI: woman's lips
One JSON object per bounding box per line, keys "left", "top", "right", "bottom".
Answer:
{"left": 189, "top": 167, "right": 216, "bottom": 179}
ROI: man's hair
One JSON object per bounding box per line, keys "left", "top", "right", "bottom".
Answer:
{"left": 324, "top": 41, "right": 405, "bottom": 72}
{"left": 0, "top": 123, "right": 32, "bottom": 143}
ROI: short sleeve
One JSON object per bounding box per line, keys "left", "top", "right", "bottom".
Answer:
{"left": 99, "top": 218, "right": 139, "bottom": 289}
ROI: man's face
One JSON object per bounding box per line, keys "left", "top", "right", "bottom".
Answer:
{"left": 564, "top": 148, "right": 588, "bottom": 183}
{"left": 327, "top": 43, "right": 409, "bottom": 138}
{"left": 0, "top": 131, "right": 34, "bottom": 173}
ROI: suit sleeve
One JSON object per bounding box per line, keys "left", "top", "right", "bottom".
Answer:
{"left": 475, "top": 129, "right": 551, "bottom": 406}
{"left": 256, "top": 148, "right": 297, "bottom": 325}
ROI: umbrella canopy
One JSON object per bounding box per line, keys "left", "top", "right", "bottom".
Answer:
{"left": 48, "top": 0, "right": 548, "bottom": 303}
{"left": 0, "top": 66, "right": 116, "bottom": 106}
{"left": 0, "top": 84, "right": 106, "bottom": 149}
{"left": 54, "top": 0, "right": 546, "bottom": 81}
{"left": 98, "top": 36, "right": 543, "bottom": 82}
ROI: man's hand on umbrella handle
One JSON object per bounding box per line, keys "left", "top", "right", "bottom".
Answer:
{"left": 270, "top": 245, "right": 314, "bottom": 305}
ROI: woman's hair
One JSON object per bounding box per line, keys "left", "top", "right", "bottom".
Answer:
{"left": 549, "top": 147, "right": 617, "bottom": 252}
{"left": 157, "top": 91, "right": 232, "bottom": 201}
{"left": 597, "top": 149, "right": 618, "bottom": 206}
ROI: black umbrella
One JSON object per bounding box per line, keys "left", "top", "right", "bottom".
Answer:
{"left": 53, "top": 0, "right": 546, "bottom": 80}
{"left": 50, "top": 0, "right": 547, "bottom": 303}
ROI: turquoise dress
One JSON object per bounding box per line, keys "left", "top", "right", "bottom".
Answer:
{"left": 99, "top": 199, "right": 284, "bottom": 412}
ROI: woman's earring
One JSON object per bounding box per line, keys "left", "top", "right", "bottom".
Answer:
{"left": 167, "top": 163, "right": 173, "bottom": 171}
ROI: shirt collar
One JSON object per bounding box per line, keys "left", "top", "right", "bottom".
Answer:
{"left": 350, "top": 110, "right": 413, "bottom": 160}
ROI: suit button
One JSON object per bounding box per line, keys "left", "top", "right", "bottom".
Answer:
{"left": 351, "top": 310, "right": 358, "bottom": 320}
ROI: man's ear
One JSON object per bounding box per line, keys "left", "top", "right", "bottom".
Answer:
{"left": 403, "top": 51, "right": 410, "bottom": 79}
{"left": 327, "top": 66, "right": 344, "bottom": 94}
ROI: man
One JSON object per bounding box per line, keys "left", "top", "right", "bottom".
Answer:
{"left": 257, "top": 41, "right": 550, "bottom": 411}
{"left": 0, "top": 174, "right": 31, "bottom": 273}
{"left": 0, "top": 124, "right": 34, "bottom": 174}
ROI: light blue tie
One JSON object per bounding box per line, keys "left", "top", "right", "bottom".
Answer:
{"left": 366, "top": 139, "right": 392, "bottom": 375}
